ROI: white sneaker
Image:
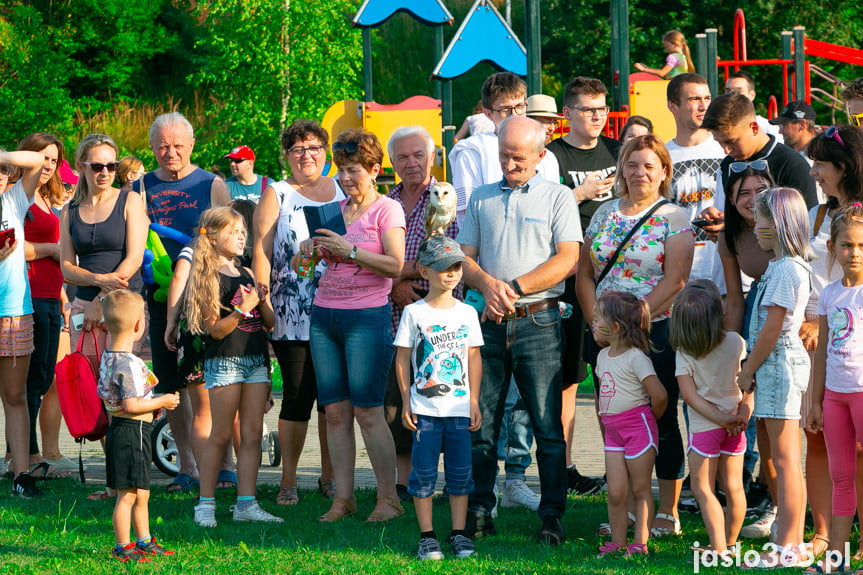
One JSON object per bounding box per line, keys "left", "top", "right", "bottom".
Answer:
{"left": 194, "top": 501, "right": 217, "bottom": 527}
{"left": 500, "top": 479, "right": 540, "bottom": 511}
{"left": 491, "top": 483, "right": 499, "bottom": 518}
{"left": 740, "top": 506, "right": 777, "bottom": 539}
{"left": 231, "top": 500, "right": 284, "bottom": 523}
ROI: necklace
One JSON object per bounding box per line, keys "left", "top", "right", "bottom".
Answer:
{"left": 343, "top": 195, "right": 377, "bottom": 227}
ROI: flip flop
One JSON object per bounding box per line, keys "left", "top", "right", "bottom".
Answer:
{"left": 276, "top": 486, "right": 298, "bottom": 506}
{"left": 29, "top": 461, "right": 71, "bottom": 480}
{"left": 87, "top": 489, "right": 113, "bottom": 500}
{"left": 319, "top": 497, "right": 357, "bottom": 522}
{"left": 166, "top": 473, "right": 199, "bottom": 493}
{"left": 43, "top": 456, "right": 81, "bottom": 472}
{"left": 216, "top": 469, "right": 237, "bottom": 490}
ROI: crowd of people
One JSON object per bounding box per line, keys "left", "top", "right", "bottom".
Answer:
{"left": 4, "top": 69, "right": 863, "bottom": 570}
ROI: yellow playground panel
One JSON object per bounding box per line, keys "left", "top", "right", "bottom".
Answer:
{"left": 629, "top": 75, "right": 676, "bottom": 143}
{"left": 320, "top": 95, "right": 446, "bottom": 183}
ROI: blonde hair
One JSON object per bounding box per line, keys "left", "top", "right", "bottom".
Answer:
{"left": 663, "top": 30, "right": 695, "bottom": 73}
{"left": 670, "top": 280, "right": 725, "bottom": 358}
{"left": 72, "top": 134, "right": 119, "bottom": 206}
{"left": 615, "top": 134, "right": 674, "bottom": 200}
{"left": 595, "top": 290, "right": 652, "bottom": 353}
{"left": 103, "top": 289, "right": 145, "bottom": 337}
{"left": 183, "top": 207, "right": 245, "bottom": 335}
{"left": 117, "top": 156, "right": 144, "bottom": 187}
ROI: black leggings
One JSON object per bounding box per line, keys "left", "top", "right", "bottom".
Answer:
{"left": 271, "top": 340, "right": 323, "bottom": 422}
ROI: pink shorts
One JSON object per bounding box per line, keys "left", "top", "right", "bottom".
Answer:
{"left": 687, "top": 428, "right": 746, "bottom": 458}
{"left": 601, "top": 404, "right": 658, "bottom": 459}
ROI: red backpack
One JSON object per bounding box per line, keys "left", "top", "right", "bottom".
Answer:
{"left": 55, "top": 330, "right": 108, "bottom": 442}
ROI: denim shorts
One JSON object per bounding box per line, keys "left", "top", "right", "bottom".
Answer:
{"left": 203, "top": 354, "right": 271, "bottom": 389}
{"left": 408, "top": 414, "right": 474, "bottom": 498}
{"left": 752, "top": 334, "right": 809, "bottom": 419}
{"left": 309, "top": 304, "right": 394, "bottom": 408}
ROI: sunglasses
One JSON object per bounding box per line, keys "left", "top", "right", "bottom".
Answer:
{"left": 729, "top": 159, "right": 769, "bottom": 174}
{"left": 826, "top": 125, "right": 846, "bottom": 148}
{"left": 850, "top": 112, "right": 863, "bottom": 128}
{"left": 332, "top": 141, "right": 362, "bottom": 154}
{"left": 229, "top": 157, "right": 247, "bottom": 164}
{"left": 83, "top": 162, "right": 119, "bottom": 173}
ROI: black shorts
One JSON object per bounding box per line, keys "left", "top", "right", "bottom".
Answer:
{"left": 105, "top": 416, "right": 152, "bottom": 491}
{"left": 147, "top": 295, "right": 183, "bottom": 394}
{"left": 271, "top": 339, "right": 324, "bottom": 421}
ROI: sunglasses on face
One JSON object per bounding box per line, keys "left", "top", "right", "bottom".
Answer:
{"left": 729, "top": 159, "right": 769, "bottom": 175}
{"left": 229, "top": 158, "right": 247, "bottom": 164}
{"left": 332, "top": 141, "right": 362, "bottom": 154}
{"left": 826, "top": 125, "right": 846, "bottom": 148}
{"left": 83, "top": 162, "right": 119, "bottom": 173}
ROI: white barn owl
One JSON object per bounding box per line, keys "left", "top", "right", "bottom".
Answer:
{"left": 424, "top": 181, "right": 457, "bottom": 237}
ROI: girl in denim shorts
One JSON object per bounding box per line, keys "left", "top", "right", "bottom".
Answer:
{"left": 184, "top": 207, "right": 281, "bottom": 528}
{"left": 736, "top": 188, "right": 812, "bottom": 567}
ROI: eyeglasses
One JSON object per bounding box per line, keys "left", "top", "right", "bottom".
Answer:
{"left": 850, "top": 112, "right": 863, "bottom": 128}
{"left": 491, "top": 103, "right": 528, "bottom": 118}
{"left": 333, "top": 141, "right": 362, "bottom": 154}
{"left": 83, "top": 162, "right": 119, "bottom": 173}
{"left": 729, "top": 159, "right": 769, "bottom": 174}
{"left": 288, "top": 145, "right": 325, "bottom": 158}
{"left": 229, "top": 158, "right": 247, "bottom": 164}
{"left": 826, "top": 125, "right": 846, "bottom": 148}
{"left": 568, "top": 105, "right": 611, "bottom": 118}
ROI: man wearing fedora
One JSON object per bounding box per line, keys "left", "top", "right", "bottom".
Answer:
{"left": 526, "top": 94, "right": 561, "bottom": 146}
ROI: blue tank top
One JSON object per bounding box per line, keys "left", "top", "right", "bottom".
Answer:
{"left": 69, "top": 188, "right": 143, "bottom": 301}
{"left": 137, "top": 168, "right": 215, "bottom": 261}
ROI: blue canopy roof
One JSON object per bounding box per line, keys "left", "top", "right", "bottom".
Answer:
{"left": 353, "top": 0, "right": 453, "bottom": 27}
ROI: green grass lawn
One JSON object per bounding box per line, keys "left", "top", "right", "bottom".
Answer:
{"left": 1, "top": 478, "right": 822, "bottom": 574}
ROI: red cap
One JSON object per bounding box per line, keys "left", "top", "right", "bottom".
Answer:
{"left": 223, "top": 145, "right": 255, "bottom": 161}
{"left": 58, "top": 160, "right": 78, "bottom": 185}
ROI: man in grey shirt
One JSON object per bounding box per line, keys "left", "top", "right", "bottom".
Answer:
{"left": 458, "top": 116, "right": 582, "bottom": 546}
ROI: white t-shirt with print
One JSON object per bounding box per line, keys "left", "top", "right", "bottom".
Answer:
{"left": 754, "top": 256, "right": 811, "bottom": 334}
{"left": 596, "top": 346, "right": 656, "bottom": 416}
{"left": 817, "top": 281, "right": 863, "bottom": 394}
{"left": 394, "top": 299, "right": 484, "bottom": 418}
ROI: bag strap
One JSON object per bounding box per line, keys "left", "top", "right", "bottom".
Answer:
{"left": 595, "top": 199, "right": 670, "bottom": 287}
{"left": 813, "top": 203, "right": 827, "bottom": 237}
{"left": 75, "top": 328, "right": 101, "bottom": 360}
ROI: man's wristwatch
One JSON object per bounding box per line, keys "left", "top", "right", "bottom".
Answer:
{"left": 348, "top": 245, "right": 358, "bottom": 260}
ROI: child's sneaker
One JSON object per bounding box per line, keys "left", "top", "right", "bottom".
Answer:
{"left": 194, "top": 501, "right": 217, "bottom": 527}
{"left": 231, "top": 500, "right": 284, "bottom": 523}
{"left": 12, "top": 473, "right": 43, "bottom": 499}
{"left": 417, "top": 537, "right": 444, "bottom": 560}
{"left": 112, "top": 542, "right": 151, "bottom": 563}
{"left": 136, "top": 536, "right": 174, "bottom": 556}
{"left": 448, "top": 533, "right": 475, "bottom": 558}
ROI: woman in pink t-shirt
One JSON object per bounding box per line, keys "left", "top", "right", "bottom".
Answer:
{"left": 296, "top": 129, "right": 406, "bottom": 523}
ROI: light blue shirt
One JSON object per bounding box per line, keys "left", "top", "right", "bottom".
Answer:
{"left": 0, "top": 180, "right": 34, "bottom": 317}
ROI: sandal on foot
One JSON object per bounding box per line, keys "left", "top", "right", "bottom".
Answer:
{"left": 29, "top": 461, "right": 71, "bottom": 480}
{"left": 596, "top": 512, "right": 637, "bottom": 536}
{"left": 317, "top": 478, "right": 336, "bottom": 499}
{"left": 366, "top": 497, "right": 405, "bottom": 522}
{"left": 166, "top": 473, "right": 199, "bottom": 493}
{"left": 597, "top": 541, "right": 624, "bottom": 558}
{"left": 276, "top": 486, "right": 298, "bottom": 506}
{"left": 319, "top": 497, "right": 356, "bottom": 522}
{"left": 650, "top": 512, "right": 681, "bottom": 538}
{"left": 810, "top": 534, "right": 830, "bottom": 559}
{"left": 87, "top": 489, "right": 113, "bottom": 500}
{"left": 853, "top": 539, "right": 863, "bottom": 562}
{"left": 216, "top": 469, "right": 237, "bottom": 490}
{"left": 624, "top": 542, "right": 649, "bottom": 557}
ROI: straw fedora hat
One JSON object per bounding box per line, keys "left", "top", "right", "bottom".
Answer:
{"left": 526, "top": 94, "right": 561, "bottom": 119}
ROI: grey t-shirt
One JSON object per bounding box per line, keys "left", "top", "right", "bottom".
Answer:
{"left": 457, "top": 173, "right": 583, "bottom": 304}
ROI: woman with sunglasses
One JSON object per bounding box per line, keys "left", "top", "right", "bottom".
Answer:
{"left": 296, "top": 128, "right": 406, "bottom": 523}
{"left": 59, "top": 134, "right": 148, "bottom": 373}
{"left": 798, "top": 124, "right": 863, "bottom": 561}
{"left": 252, "top": 120, "right": 343, "bottom": 506}
{"left": 0, "top": 147, "right": 55, "bottom": 497}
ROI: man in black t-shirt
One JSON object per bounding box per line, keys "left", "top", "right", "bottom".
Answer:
{"left": 545, "top": 77, "right": 616, "bottom": 496}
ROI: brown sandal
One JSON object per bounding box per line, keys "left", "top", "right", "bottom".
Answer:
{"left": 810, "top": 534, "right": 830, "bottom": 559}
{"left": 853, "top": 536, "right": 863, "bottom": 561}
{"left": 319, "top": 497, "right": 356, "bottom": 522}
{"left": 366, "top": 497, "right": 405, "bottom": 523}
{"left": 276, "top": 486, "right": 298, "bottom": 506}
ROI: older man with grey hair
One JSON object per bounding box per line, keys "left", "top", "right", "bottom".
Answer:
{"left": 458, "top": 115, "right": 581, "bottom": 545}
{"left": 383, "top": 125, "right": 460, "bottom": 500}
{"left": 134, "top": 111, "right": 231, "bottom": 493}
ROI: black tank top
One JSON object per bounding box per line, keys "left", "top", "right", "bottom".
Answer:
{"left": 69, "top": 188, "right": 143, "bottom": 301}
{"left": 205, "top": 268, "right": 268, "bottom": 362}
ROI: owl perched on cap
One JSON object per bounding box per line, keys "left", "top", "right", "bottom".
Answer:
{"left": 424, "top": 181, "right": 457, "bottom": 238}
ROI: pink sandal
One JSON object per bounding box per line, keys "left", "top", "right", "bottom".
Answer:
{"left": 597, "top": 541, "right": 624, "bottom": 558}
{"left": 625, "top": 542, "right": 649, "bottom": 557}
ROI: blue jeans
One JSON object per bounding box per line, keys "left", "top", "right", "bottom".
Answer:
{"left": 497, "top": 377, "right": 533, "bottom": 480}
{"left": 470, "top": 308, "right": 566, "bottom": 519}
{"left": 310, "top": 304, "right": 394, "bottom": 408}
{"left": 408, "top": 415, "right": 474, "bottom": 498}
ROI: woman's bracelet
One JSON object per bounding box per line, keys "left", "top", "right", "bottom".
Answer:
{"left": 233, "top": 305, "right": 252, "bottom": 319}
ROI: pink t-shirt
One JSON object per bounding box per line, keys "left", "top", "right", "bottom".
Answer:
{"left": 314, "top": 196, "right": 406, "bottom": 309}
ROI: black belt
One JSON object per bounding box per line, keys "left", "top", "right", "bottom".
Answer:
{"left": 502, "top": 297, "right": 559, "bottom": 321}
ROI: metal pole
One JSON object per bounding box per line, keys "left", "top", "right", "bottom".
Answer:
{"left": 706, "top": 28, "right": 719, "bottom": 96}
{"left": 525, "top": 0, "right": 541, "bottom": 95}
{"left": 781, "top": 31, "right": 793, "bottom": 104}
{"left": 443, "top": 80, "right": 453, "bottom": 181}
{"left": 610, "top": 0, "right": 629, "bottom": 110}
{"left": 362, "top": 27, "right": 373, "bottom": 102}
{"left": 793, "top": 26, "right": 806, "bottom": 103}
{"left": 695, "top": 34, "right": 708, "bottom": 81}
{"left": 434, "top": 26, "right": 443, "bottom": 101}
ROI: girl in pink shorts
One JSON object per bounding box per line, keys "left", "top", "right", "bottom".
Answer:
{"left": 593, "top": 291, "right": 668, "bottom": 558}
{"left": 671, "top": 280, "right": 751, "bottom": 559}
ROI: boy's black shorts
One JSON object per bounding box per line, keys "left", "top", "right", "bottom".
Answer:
{"left": 105, "top": 416, "right": 152, "bottom": 491}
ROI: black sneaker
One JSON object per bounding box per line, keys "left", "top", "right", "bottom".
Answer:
{"left": 566, "top": 467, "right": 605, "bottom": 495}
{"left": 465, "top": 510, "right": 496, "bottom": 539}
{"left": 448, "top": 533, "right": 475, "bottom": 558}
{"left": 12, "top": 473, "right": 43, "bottom": 499}
{"left": 536, "top": 516, "right": 566, "bottom": 546}
{"left": 136, "top": 536, "right": 174, "bottom": 556}
{"left": 417, "top": 537, "right": 444, "bottom": 560}
{"left": 112, "top": 543, "right": 151, "bottom": 563}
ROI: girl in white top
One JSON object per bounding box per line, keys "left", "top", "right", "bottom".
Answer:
{"left": 807, "top": 204, "right": 863, "bottom": 569}
{"left": 593, "top": 290, "right": 667, "bottom": 558}
{"left": 671, "top": 280, "right": 750, "bottom": 558}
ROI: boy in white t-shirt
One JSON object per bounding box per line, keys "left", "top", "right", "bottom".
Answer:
{"left": 394, "top": 236, "right": 483, "bottom": 561}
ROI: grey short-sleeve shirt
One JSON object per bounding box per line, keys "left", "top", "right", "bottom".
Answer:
{"left": 457, "top": 172, "right": 583, "bottom": 304}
